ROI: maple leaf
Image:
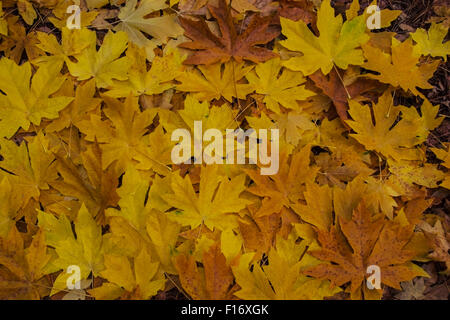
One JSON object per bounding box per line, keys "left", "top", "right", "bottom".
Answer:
{"left": 388, "top": 159, "right": 445, "bottom": 190}
{"left": 400, "top": 99, "right": 444, "bottom": 143}
{"left": 50, "top": 142, "right": 120, "bottom": 223}
{"left": 238, "top": 212, "right": 282, "bottom": 260}
{"left": 0, "top": 58, "right": 73, "bottom": 138}
{"left": 176, "top": 61, "right": 254, "bottom": 101}
{"left": 250, "top": 111, "right": 317, "bottom": 147}
{"left": 0, "top": 133, "right": 58, "bottom": 208}
{"left": 106, "top": 165, "right": 151, "bottom": 235}
{"left": 362, "top": 38, "right": 440, "bottom": 96}
{"left": 0, "top": 15, "right": 41, "bottom": 64}
{"left": 67, "top": 31, "right": 130, "bottom": 88}
{"left": 419, "top": 220, "right": 450, "bottom": 273}
{"left": 309, "top": 68, "right": 377, "bottom": 123}
{"left": 178, "top": 0, "right": 278, "bottom": 65}
{"left": 146, "top": 210, "right": 181, "bottom": 274}
{"left": 38, "top": 204, "right": 104, "bottom": 295}
{"left": 245, "top": 145, "right": 318, "bottom": 217}
{"left": 246, "top": 57, "right": 315, "bottom": 113}
{"left": 272, "top": 112, "right": 318, "bottom": 146}
{"left": 364, "top": 177, "right": 399, "bottom": 220}
{"left": 280, "top": 0, "right": 369, "bottom": 76}
{"left": 411, "top": 23, "right": 450, "bottom": 61}
{"left": 46, "top": 79, "right": 102, "bottom": 132}
{"left": 162, "top": 165, "right": 251, "bottom": 231}
{"left": 278, "top": 0, "right": 316, "bottom": 25}
{"left": 103, "top": 166, "right": 181, "bottom": 275}
{"left": 431, "top": 144, "right": 450, "bottom": 189}
{"left": 333, "top": 176, "right": 368, "bottom": 221}
{"left": 395, "top": 278, "right": 426, "bottom": 300}
{"left": 34, "top": 28, "right": 92, "bottom": 70}
{"left": 177, "top": 95, "right": 237, "bottom": 133}
{"left": 291, "top": 182, "right": 333, "bottom": 231}
{"left": 346, "top": 91, "right": 426, "bottom": 161}
{"left": 0, "top": 227, "right": 51, "bottom": 299}
{"left": 106, "top": 44, "right": 185, "bottom": 98}
{"left": 304, "top": 201, "right": 428, "bottom": 299}
{"left": 78, "top": 95, "right": 171, "bottom": 174}
{"left": 174, "top": 242, "right": 235, "bottom": 299}
{"left": 114, "top": 0, "right": 183, "bottom": 59}
{"left": 91, "top": 248, "right": 165, "bottom": 300}
{"left": 233, "top": 233, "right": 340, "bottom": 299}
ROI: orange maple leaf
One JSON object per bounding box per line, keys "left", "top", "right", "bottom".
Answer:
{"left": 179, "top": 0, "right": 279, "bottom": 65}
{"left": 303, "top": 201, "right": 427, "bottom": 298}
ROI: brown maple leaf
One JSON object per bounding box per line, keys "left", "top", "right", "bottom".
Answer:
{"left": 303, "top": 201, "right": 427, "bottom": 298}
{"left": 278, "top": 0, "right": 316, "bottom": 25}
{"left": 178, "top": 0, "right": 279, "bottom": 65}
{"left": 309, "top": 68, "right": 378, "bottom": 124}
{"left": 174, "top": 243, "right": 235, "bottom": 299}
{"left": 419, "top": 219, "right": 450, "bottom": 273}
{"left": 0, "top": 228, "right": 51, "bottom": 300}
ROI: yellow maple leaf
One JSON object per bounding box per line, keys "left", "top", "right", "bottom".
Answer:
{"left": 103, "top": 166, "right": 181, "bottom": 275}
{"left": 364, "top": 176, "right": 400, "bottom": 220}
{"left": 246, "top": 57, "right": 315, "bottom": 113}
{"left": 0, "top": 132, "right": 58, "bottom": 208}
{"left": 362, "top": 38, "right": 440, "bottom": 96}
{"left": 176, "top": 61, "right": 254, "bottom": 101}
{"left": 280, "top": 0, "right": 369, "bottom": 75}
{"left": 177, "top": 94, "right": 237, "bottom": 133}
{"left": 412, "top": 23, "right": 450, "bottom": 61}
{"left": 91, "top": 248, "right": 165, "bottom": 300}
{"left": 38, "top": 204, "right": 104, "bottom": 295}
{"left": 346, "top": 91, "right": 425, "bottom": 161}
{"left": 106, "top": 44, "right": 185, "bottom": 97}
{"left": 34, "top": 28, "right": 92, "bottom": 70}
{"left": 67, "top": 31, "right": 130, "bottom": 88}
{"left": 0, "top": 59, "right": 73, "bottom": 138}
{"left": 291, "top": 182, "right": 333, "bottom": 231}
{"left": 114, "top": 0, "right": 183, "bottom": 59}
{"left": 78, "top": 95, "right": 171, "bottom": 174}
{"left": 233, "top": 233, "right": 340, "bottom": 299}
{"left": 388, "top": 159, "right": 445, "bottom": 191}
{"left": 45, "top": 78, "right": 102, "bottom": 132}
{"left": 163, "top": 165, "right": 251, "bottom": 230}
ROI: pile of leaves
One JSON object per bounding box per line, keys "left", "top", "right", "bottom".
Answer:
{"left": 0, "top": 0, "right": 449, "bottom": 300}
